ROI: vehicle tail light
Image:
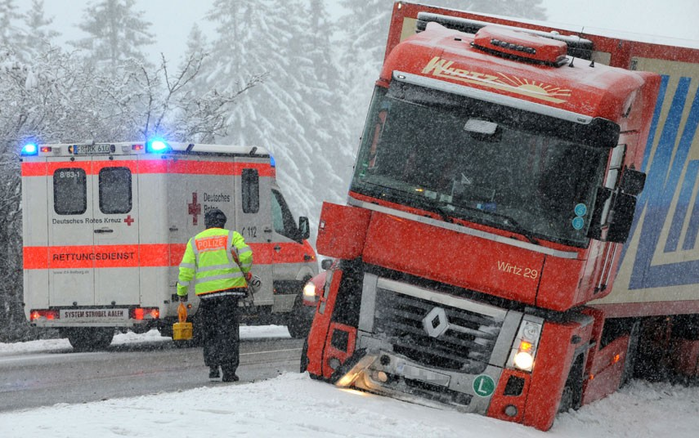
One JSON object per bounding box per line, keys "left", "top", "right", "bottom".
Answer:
{"left": 130, "top": 307, "right": 160, "bottom": 320}
{"left": 30, "top": 309, "right": 59, "bottom": 321}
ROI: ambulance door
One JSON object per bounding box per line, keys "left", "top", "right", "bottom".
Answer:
{"left": 270, "top": 189, "right": 312, "bottom": 284}
{"left": 47, "top": 157, "right": 95, "bottom": 306}
{"left": 91, "top": 159, "right": 140, "bottom": 306}
{"left": 237, "top": 167, "right": 274, "bottom": 306}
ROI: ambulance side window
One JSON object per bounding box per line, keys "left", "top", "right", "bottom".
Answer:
{"left": 54, "top": 168, "right": 87, "bottom": 215}
{"left": 99, "top": 167, "right": 132, "bottom": 214}
{"left": 271, "top": 189, "right": 300, "bottom": 241}
{"left": 242, "top": 169, "right": 260, "bottom": 213}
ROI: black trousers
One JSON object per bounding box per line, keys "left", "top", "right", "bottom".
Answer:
{"left": 199, "top": 295, "right": 240, "bottom": 372}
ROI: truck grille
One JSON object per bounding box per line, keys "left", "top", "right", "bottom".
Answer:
{"left": 374, "top": 287, "right": 503, "bottom": 374}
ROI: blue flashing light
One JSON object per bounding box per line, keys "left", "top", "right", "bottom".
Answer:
{"left": 270, "top": 154, "right": 276, "bottom": 168}
{"left": 146, "top": 139, "right": 171, "bottom": 153}
{"left": 21, "top": 143, "right": 38, "bottom": 156}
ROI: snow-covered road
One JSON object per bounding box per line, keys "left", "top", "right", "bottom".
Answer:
{"left": 1, "top": 330, "right": 698, "bottom": 437}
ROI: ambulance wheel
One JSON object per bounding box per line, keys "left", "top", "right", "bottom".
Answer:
{"left": 66, "top": 327, "right": 114, "bottom": 351}
{"left": 287, "top": 296, "right": 313, "bottom": 339}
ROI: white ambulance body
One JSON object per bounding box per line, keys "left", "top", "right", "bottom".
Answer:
{"left": 21, "top": 141, "right": 318, "bottom": 350}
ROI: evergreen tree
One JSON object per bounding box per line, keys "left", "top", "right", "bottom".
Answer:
{"left": 0, "top": 0, "right": 23, "bottom": 53}
{"left": 70, "top": 0, "right": 155, "bottom": 70}
{"left": 304, "top": 0, "right": 353, "bottom": 208}
{"left": 433, "top": 0, "right": 546, "bottom": 20}
{"left": 205, "top": 0, "right": 321, "bottom": 221}
{"left": 21, "top": 0, "right": 60, "bottom": 60}
{"left": 337, "top": 0, "right": 394, "bottom": 159}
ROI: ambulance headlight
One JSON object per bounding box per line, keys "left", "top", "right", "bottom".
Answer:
{"left": 146, "top": 139, "right": 171, "bottom": 153}
{"left": 21, "top": 143, "right": 38, "bottom": 156}
{"left": 303, "top": 281, "right": 316, "bottom": 298}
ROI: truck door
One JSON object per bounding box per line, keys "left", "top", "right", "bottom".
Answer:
{"left": 92, "top": 159, "right": 140, "bottom": 306}
{"left": 47, "top": 157, "right": 95, "bottom": 306}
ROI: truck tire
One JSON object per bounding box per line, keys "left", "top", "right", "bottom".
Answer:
{"left": 287, "top": 296, "right": 314, "bottom": 339}
{"left": 620, "top": 320, "right": 641, "bottom": 386}
{"left": 558, "top": 355, "right": 584, "bottom": 413}
{"left": 66, "top": 327, "right": 114, "bottom": 351}
{"left": 300, "top": 338, "right": 309, "bottom": 373}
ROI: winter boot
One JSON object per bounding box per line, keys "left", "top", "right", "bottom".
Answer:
{"left": 209, "top": 366, "right": 220, "bottom": 379}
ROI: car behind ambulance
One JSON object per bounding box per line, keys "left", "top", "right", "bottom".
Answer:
{"left": 21, "top": 140, "right": 318, "bottom": 350}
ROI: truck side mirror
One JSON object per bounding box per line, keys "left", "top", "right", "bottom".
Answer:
{"left": 619, "top": 168, "right": 646, "bottom": 196}
{"left": 298, "top": 216, "right": 310, "bottom": 240}
{"left": 607, "top": 193, "right": 637, "bottom": 243}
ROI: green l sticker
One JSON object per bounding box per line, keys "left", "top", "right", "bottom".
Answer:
{"left": 473, "top": 374, "right": 496, "bottom": 397}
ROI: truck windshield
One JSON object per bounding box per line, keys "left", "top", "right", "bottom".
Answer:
{"left": 351, "top": 85, "right": 611, "bottom": 247}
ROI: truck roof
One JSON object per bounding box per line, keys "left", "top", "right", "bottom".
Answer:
{"left": 380, "top": 21, "right": 651, "bottom": 121}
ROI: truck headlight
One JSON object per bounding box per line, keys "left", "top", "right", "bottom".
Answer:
{"left": 508, "top": 316, "right": 544, "bottom": 372}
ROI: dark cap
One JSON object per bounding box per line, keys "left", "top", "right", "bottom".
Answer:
{"left": 204, "top": 209, "right": 227, "bottom": 229}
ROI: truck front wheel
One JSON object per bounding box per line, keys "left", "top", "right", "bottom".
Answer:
{"left": 65, "top": 327, "right": 114, "bottom": 351}
{"left": 287, "top": 296, "right": 314, "bottom": 339}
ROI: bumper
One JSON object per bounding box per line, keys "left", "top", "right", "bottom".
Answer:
{"left": 30, "top": 319, "right": 155, "bottom": 328}
{"left": 333, "top": 348, "right": 503, "bottom": 415}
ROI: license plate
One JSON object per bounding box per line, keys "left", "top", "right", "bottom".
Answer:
{"left": 396, "top": 362, "right": 451, "bottom": 386}
{"left": 60, "top": 308, "right": 128, "bottom": 321}
{"left": 73, "top": 144, "right": 114, "bottom": 155}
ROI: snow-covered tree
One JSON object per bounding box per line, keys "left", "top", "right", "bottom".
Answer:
{"left": 21, "top": 0, "right": 60, "bottom": 60}
{"left": 433, "top": 0, "right": 546, "bottom": 20}
{"left": 204, "top": 0, "right": 321, "bottom": 221}
{"left": 70, "top": 0, "right": 155, "bottom": 70}
{"left": 303, "top": 0, "right": 353, "bottom": 208}
{"left": 337, "top": 0, "right": 394, "bottom": 160}
{"left": 0, "top": 0, "right": 23, "bottom": 53}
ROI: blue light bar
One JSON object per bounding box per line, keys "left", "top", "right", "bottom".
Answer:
{"left": 21, "top": 143, "right": 38, "bottom": 156}
{"left": 146, "top": 139, "right": 171, "bottom": 153}
{"left": 270, "top": 154, "right": 276, "bottom": 168}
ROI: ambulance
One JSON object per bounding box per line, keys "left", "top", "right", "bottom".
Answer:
{"left": 21, "top": 140, "right": 318, "bottom": 350}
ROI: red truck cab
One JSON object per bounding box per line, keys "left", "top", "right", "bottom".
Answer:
{"left": 303, "top": 3, "right": 670, "bottom": 431}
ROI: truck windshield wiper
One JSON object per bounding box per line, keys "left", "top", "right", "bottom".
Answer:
{"left": 409, "top": 196, "right": 453, "bottom": 222}
{"left": 450, "top": 203, "right": 539, "bottom": 245}
{"left": 487, "top": 212, "right": 539, "bottom": 244}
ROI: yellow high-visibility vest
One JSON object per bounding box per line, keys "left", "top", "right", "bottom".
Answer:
{"left": 177, "top": 228, "right": 252, "bottom": 297}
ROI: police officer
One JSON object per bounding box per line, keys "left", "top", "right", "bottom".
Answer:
{"left": 177, "top": 208, "right": 252, "bottom": 382}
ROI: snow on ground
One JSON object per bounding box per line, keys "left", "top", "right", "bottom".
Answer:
{"left": 1, "top": 330, "right": 698, "bottom": 438}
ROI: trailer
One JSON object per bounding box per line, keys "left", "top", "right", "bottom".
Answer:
{"left": 21, "top": 140, "right": 318, "bottom": 350}
{"left": 302, "top": 1, "right": 699, "bottom": 430}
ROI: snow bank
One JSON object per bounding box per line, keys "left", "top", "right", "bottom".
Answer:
{"left": 1, "top": 328, "right": 697, "bottom": 437}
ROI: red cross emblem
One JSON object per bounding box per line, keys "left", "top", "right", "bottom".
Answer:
{"left": 124, "top": 215, "right": 134, "bottom": 226}
{"left": 188, "top": 192, "right": 201, "bottom": 226}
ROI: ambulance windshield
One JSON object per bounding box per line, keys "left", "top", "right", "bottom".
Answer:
{"left": 351, "top": 85, "right": 612, "bottom": 247}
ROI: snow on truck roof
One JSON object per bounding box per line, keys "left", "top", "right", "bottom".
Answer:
{"left": 449, "top": 9, "right": 699, "bottom": 50}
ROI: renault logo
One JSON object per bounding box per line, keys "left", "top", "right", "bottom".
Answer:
{"left": 422, "top": 307, "right": 449, "bottom": 338}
